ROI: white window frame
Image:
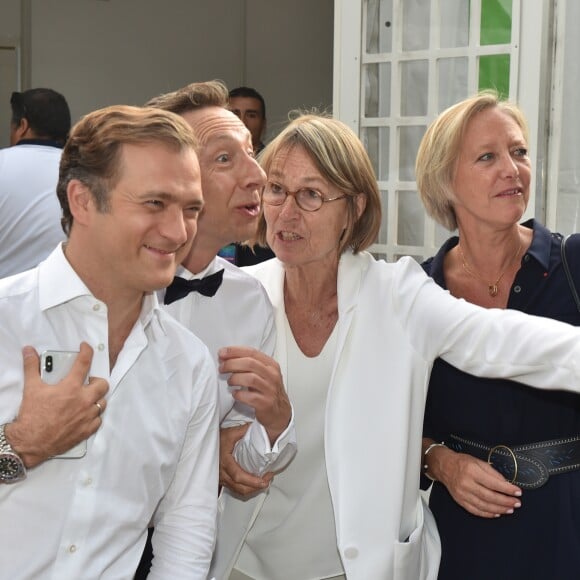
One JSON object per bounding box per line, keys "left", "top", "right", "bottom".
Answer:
{"left": 334, "top": 0, "right": 551, "bottom": 261}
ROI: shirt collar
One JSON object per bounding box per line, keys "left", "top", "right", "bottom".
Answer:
{"left": 38, "top": 244, "right": 93, "bottom": 311}
{"left": 423, "top": 236, "right": 458, "bottom": 289}
{"left": 176, "top": 255, "right": 220, "bottom": 280}
{"left": 138, "top": 292, "right": 163, "bottom": 332}
{"left": 424, "top": 219, "right": 551, "bottom": 288}
{"left": 38, "top": 243, "right": 165, "bottom": 333}
{"left": 521, "top": 218, "right": 552, "bottom": 271}
{"left": 14, "top": 138, "right": 63, "bottom": 149}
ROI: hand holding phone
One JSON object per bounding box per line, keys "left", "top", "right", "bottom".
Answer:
{"left": 41, "top": 350, "right": 89, "bottom": 459}
{"left": 5, "top": 343, "right": 109, "bottom": 469}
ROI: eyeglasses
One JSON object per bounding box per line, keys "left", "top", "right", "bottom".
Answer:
{"left": 262, "top": 181, "right": 346, "bottom": 212}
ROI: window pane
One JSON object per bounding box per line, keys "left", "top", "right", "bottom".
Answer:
{"left": 399, "top": 125, "right": 425, "bottom": 181}
{"left": 377, "top": 189, "right": 389, "bottom": 245}
{"left": 402, "top": 0, "right": 430, "bottom": 51}
{"left": 397, "top": 190, "right": 425, "bottom": 245}
{"left": 478, "top": 54, "right": 510, "bottom": 97}
{"left": 0, "top": 47, "right": 18, "bottom": 149}
{"left": 363, "top": 63, "right": 391, "bottom": 117}
{"left": 401, "top": 60, "right": 428, "bottom": 116}
{"left": 394, "top": 254, "right": 423, "bottom": 262}
{"left": 481, "top": 0, "right": 512, "bottom": 45}
{"left": 435, "top": 222, "right": 454, "bottom": 245}
{"left": 361, "top": 126, "right": 390, "bottom": 181}
{"left": 438, "top": 57, "right": 469, "bottom": 111}
{"left": 440, "top": 0, "right": 469, "bottom": 48}
{"left": 556, "top": 0, "right": 580, "bottom": 233}
{"left": 366, "top": 0, "right": 393, "bottom": 54}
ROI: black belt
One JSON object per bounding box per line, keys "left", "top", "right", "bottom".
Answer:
{"left": 447, "top": 434, "right": 580, "bottom": 489}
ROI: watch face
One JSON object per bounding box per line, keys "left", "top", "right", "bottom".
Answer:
{"left": 0, "top": 453, "right": 25, "bottom": 482}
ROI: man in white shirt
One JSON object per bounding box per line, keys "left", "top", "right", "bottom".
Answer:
{"left": 147, "top": 81, "right": 295, "bottom": 486}
{"left": 0, "top": 105, "right": 219, "bottom": 579}
{"left": 0, "top": 88, "right": 70, "bottom": 277}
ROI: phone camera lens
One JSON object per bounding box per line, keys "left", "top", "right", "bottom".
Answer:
{"left": 45, "top": 355, "right": 53, "bottom": 372}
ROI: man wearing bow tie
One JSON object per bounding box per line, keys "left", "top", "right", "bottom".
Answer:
{"left": 147, "top": 82, "right": 295, "bottom": 484}
{"left": 131, "top": 81, "right": 295, "bottom": 578}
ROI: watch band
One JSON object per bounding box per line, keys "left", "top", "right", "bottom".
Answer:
{"left": 0, "top": 423, "right": 13, "bottom": 452}
{"left": 0, "top": 424, "right": 27, "bottom": 483}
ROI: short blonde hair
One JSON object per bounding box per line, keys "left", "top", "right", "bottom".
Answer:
{"left": 415, "top": 90, "right": 529, "bottom": 231}
{"left": 254, "top": 113, "right": 382, "bottom": 255}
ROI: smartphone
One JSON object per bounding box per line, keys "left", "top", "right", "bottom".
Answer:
{"left": 40, "top": 350, "right": 88, "bottom": 459}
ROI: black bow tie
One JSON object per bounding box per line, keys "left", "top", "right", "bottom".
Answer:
{"left": 164, "top": 269, "right": 225, "bottom": 305}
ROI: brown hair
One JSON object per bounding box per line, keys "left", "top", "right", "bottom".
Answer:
{"left": 57, "top": 105, "right": 198, "bottom": 235}
{"left": 255, "top": 113, "right": 382, "bottom": 255}
{"left": 145, "top": 80, "right": 229, "bottom": 115}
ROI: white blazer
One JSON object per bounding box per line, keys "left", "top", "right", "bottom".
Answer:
{"left": 210, "top": 250, "right": 580, "bottom": 580}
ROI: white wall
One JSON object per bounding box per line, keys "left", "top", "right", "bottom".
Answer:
{"left": 0, "top": 0, "right": 21, "bottom": 145}
{"left": 0, "top": 0, "right": 333, "bottom": 146}
{"left": 30, "top": 0, "right": 246, "bottom": 119}
{"left": 244, "top": 0, "right": 335, "bottom": 139}
{"left": 0, "top": 0, "right": 19, "bottom": 38}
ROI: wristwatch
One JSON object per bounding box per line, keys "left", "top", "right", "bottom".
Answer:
{"left": 0, "top": 424, "right": 26, "bottom": 483}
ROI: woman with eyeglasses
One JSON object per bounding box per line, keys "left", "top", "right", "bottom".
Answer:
{"left": 210, "top": 113, "right": 580, "bottom": 580}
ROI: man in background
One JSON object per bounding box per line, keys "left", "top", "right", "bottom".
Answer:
{"left": 228, "top": 86, "right": 267, "bottom": 154}
{"left": 0, "top": 88, "right": 70, "bottom": 276}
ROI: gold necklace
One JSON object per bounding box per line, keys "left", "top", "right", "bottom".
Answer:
{"left": 459, "top": 241, "right": 522, "bottom": 298}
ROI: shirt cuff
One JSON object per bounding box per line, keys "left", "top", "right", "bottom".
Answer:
{"left": 233, "top": 406, "right": 297, "bottom": 475}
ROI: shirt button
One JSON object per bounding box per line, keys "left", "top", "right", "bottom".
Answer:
{"left": 97, "top": 343, "right": 105, "bottom": 351}
{"left": 84, "top": 477, "right": 93, "bottom": 486}
{"left": 68, "top": 544, "right": 77, "bottom": 553}
{"left": 513, "top": 285, "right": 522, "bottom": 293}
{"left": 523, "top": 254, "right": 530, "bottom": 262}
{"left": 92, "top": 303, "right": 101, "bottom": 311}
{"left": 343, "top": 546, "right": 359, "bottom": 559}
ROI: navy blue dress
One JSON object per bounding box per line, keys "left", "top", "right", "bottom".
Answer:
{"left": 423, "top": 220, "right": 580, "bottom": 580}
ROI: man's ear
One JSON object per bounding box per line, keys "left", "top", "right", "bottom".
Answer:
{"left": 10, "top": 117, "right": 29, "bottom": 144}
{"left": 67, "top": 180, "right": 93, "bottom": 226}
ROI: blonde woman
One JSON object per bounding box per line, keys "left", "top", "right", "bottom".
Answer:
{"left": 417, "top": 91, "right": 580, "bottom": 580}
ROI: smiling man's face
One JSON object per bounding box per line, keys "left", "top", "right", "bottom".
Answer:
{"left": 76, "top": 141, "right": 203, "bottom": 298}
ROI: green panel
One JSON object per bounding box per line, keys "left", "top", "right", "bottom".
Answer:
{"left": 479, "top": 54, "right": 510, "bottom": 98}
{"left": 481, "top": 0, "right": 512, "bottom": 45}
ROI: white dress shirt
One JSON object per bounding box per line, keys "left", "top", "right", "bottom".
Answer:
{"left": 161, "top": 256, "right": 296, "bottom": 476}
{"left": 0, "top": 143, "right": 65, "bottom": 277}
{"left": 0, "top": 245, "right": 219, "bottom": 580}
